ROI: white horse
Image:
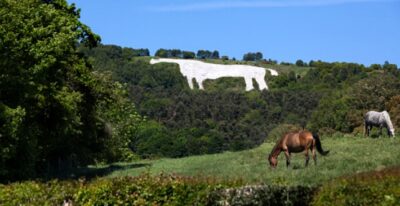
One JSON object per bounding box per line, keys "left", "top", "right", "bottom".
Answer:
{"left": 150, "top": 58, "right": 278, "bottom": 91}
{"left": 364, "top": 110, "right": 395, "bottom": 137}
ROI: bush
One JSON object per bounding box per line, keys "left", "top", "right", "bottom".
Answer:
{"left": 0, "top": 174, "right": 241, "bottom": 205}
{"left": 0, "top": 180, "right": 79, "bottom": 206}
{"left": 208, "top": 185, "right": 316, "bottom": 206}
{"left": 312, "top": 167, "right": 400, "bottom": 206}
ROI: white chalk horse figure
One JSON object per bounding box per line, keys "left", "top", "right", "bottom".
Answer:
{"left": 150, "top": 58, "right": 277, "bottom": 91}
{"left": 364, "top": 110, "right": 395, "bottom": 137}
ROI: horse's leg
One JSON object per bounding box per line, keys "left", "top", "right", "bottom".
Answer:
{"left": 244, "top": 77, "right": 254, "bottom": 91}
{"left": 186, "top": 76, "right": 194, "bottom": 89}
{"left": 305, "top": 149, "right": 310, "bottom": 167}
{"left": 364, "top": 123, "right": 368, "bottom": 137}
{"left": 367, "top": 125, "right": 371, "bottom": 137}
{"left": 379, "top": 125, "right": 383, "bottom": 138}
{"left": 312, "top": 147, "right": 317, "bottom": 165}
{"left": 255, "top": 76, "right": 268, "bottom": 90}
{"left": 284, "top": 150, "right": 290, "bottom": 168}
{"left": 197, "top": 78, "right": 205, "bottom": 90}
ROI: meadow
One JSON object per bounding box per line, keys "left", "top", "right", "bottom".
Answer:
{"left": 87, "top": 135, "right": 400, "bottom": 186}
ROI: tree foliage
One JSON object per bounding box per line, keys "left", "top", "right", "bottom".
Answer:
{"left": 155, "top": 48, "right": 196, "bottom": 59}
{"left": 243, "top": 52, "right": 263, "bottom": 61}
{"left": 196, "top": 50, "right": 220, "bottom": 59}
{"left": 307, "top": 66, "right": 400, "bottom": 134}
{"left": 0, "top": 0, "right": 142, "bottom": 181}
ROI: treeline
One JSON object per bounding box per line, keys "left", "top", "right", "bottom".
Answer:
{"left": 97, "top": 45, "right": 313, "bottom": 67}
{"left": 154, "top": 49, "right": 311, "bottom": 66}
{"left": 155, "top": 49, "right": 263, "bottom": 62}
{"left": 154, "top": 49, "right": 220, "bottom": 60}
{"left": 243, "top": 52, "right": 263, "bottom": 61}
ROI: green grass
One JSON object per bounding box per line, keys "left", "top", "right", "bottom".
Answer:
{"left": 85, "top": 136, "right": 400, "bottom": 186}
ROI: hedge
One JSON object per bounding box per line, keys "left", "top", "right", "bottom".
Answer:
{"left": 1, "top": 167, "right": 399, "bottom": 205}
{"left": 208, "top": 185, "right": 316, "bottom": 206}
{"left": 0, "top": 173, "right": 239, "bottom": 206}
{"left": 0, "top": 174, "right": 316, "bottom": 206}
{"left": 312, "top": 167, "right": 400, "bottom": 206}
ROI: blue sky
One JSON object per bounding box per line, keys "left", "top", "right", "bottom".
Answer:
{"left": 68, "top": 0, "right": 400, "bottom": 65}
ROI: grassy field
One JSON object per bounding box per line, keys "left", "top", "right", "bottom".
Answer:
{"left": 85, "top": 135, "right": 400, "bottom": 186}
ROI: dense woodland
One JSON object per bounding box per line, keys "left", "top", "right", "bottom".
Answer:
{"left": 1, "top": 0, "right": 400, "bottom": 182}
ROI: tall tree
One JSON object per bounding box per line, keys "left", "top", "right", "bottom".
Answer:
{"left": 0, "top": 0, "right": 111, "bottom": 180}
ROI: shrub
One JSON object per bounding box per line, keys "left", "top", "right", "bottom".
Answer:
{"left": 74, "top": 174, "right": 229, "bottom": 205}
{"left": 0, "top": 174, "right": 317, "bottom": 205}
{"left": 208, "top": 185, "right": 316, "bottom": 206}
{"left": 0, "top": 174, "right": 241, "bottom": 205}
{"left": 0, "top": 180, "right": 79, "bottom": 206}
{"left": 312, "top": 167, "right": 400, "bottom": 206}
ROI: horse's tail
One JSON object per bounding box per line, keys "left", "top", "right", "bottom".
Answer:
{"left": 312, "top": 133, "right": 329, "bottom": 156}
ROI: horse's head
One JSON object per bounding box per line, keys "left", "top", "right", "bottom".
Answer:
{"left": 389, "top": 129, "right": 395, "bottom": 137}
{"left": 268, "top": 154, "right": 277, "bottom": 168}
{"left": 149, "top": 58, "right": 159, "bottom": 65}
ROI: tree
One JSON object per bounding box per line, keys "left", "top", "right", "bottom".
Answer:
{"left": 243, "top": 52, "right": 263, "bottom": 61}
{"left": 182, "top": 51, "right": 195, "bottom": 59}
{"left": 170, "top": 49, "right": 182, "bottom": 58}
{"left": 382, "top": 61, "right": 399, "bottom": 77}
{"left": 94, "top": 73, "right": 142, "bottom": 162}
{"left": 196, "top": 49, "right": 219, "bottom": 59}
{"left": 122, "top": 48, "right": 149, "bottom": 59}
{"left": 296, "top": 59, "right": 305, "bottom": 67}
{"left": 221, "top": 56, "right": 229, "bottom": 61}
{"left": 369, "top": 64, "right": 382, "bottom": 70}
{"left": 211, "top": 50, "right": 220, "bottom": 59}
{"left": 255, "top": 52, "right": 263, "bottom": 61}
{"left": 155, "top": 49, "right": 169, "bottom": 58}
{"left": 309, "top": 60, "right": 316, "bottom": 67}
{"left": 196, "top": 50, "right": 211, "bottom": 59}
{"left": 0, "top": 0, "right": 117, "bottom": 181}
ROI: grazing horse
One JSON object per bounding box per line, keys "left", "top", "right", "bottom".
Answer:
{"left": 364, "top": 111, "right": 395, "bottom": 137}
{"left": 268, "top": 131, "right": 329, "bottom": 168}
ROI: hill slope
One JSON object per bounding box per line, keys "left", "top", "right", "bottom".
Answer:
{"left": 79, "top": 44, "right": 400, "bottom": 161}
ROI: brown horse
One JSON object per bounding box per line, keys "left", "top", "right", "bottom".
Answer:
{"left": 268, "top": 131, "right": 329, "bottom": 168}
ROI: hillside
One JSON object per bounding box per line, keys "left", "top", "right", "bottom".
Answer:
{"left": 76, "top": 45, "right": 400, "bottom": 162}
{"left": 79, "top": 44, "right": 400, "bottom": 161}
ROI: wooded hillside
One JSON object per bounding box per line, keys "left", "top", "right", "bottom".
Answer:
{"left": 80, "top": 44, "right": 400, "bottom": 159}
